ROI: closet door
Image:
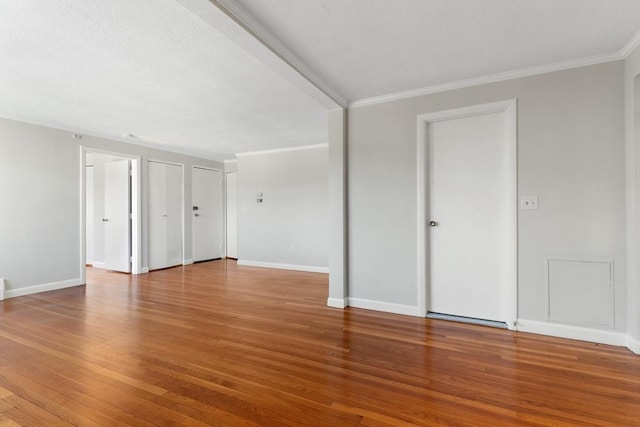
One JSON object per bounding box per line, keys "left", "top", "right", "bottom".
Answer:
{"left": 148, "top": 161, "right": 182, "bottom": 270}
{"left": 165, "top": 163, "right": 183, "bottom": 267}
{"left": 192, "top": 167, "right": 223, "bottom": 262}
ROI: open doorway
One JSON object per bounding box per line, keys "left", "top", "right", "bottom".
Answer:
{"left": 81, "top": 148, "right": 142, "bottom": 284}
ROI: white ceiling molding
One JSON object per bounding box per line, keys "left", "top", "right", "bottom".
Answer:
{"left": 181, "top": 0, "right": 344, "bottom": 109}
{"left": 235, "top": 143, "right": 328, "bottom": 157}
{"left": 350, "top": 49, "right": 629, "bottom": 109}
{"left": 621, "top": 30, "right": 640, "bottom": 58}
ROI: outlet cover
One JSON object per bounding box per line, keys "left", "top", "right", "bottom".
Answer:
{"left": 520, "top": 196, "right": 538, "bottom": 210}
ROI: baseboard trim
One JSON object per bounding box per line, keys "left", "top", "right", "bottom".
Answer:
{"left": 91, "top": 261, "right": 106, "bottom": 269}
{"left": 626, "top": 336, "right": 640, "bottom": 354}
{"left": 4, "top": 278, "right": 84, "bottom": 299}
{"left": 139, "top": 267, "right": 150, "bottom": 274}
{"left": 183, "top": 259, "right": 193, "bottom": 266}
{"left": 516, "top": 319, "right": 628, "bottom": 348}
{"left": 347, "top": 297, "right": 422, "bottom": 317}
{"left": 327, "top": 297, "right": 347, "bottom": 309}
{"left": 237, "top": 260, "right": 329, "bottom": 273}
{"left": 0, "top": 278, "right": 5, "bottom": 301}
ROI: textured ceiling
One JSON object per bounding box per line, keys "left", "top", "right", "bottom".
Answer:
{"left": 236, "top": 0, "right": 640, "bottom": 103}
{"left": 0, "top": 0, "right": 329, "bottom": 160}
{"left": 2, "top": 1, "right": 639, "bottom": 160}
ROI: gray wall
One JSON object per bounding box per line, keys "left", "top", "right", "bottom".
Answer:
{"left": 625, "top": 45, "right": 640, "bottom": 343}
{"left": 348, "top": 61, "right": 628, "bottom": 331}
{"left": 237, "top": 146, "right": 328, "bottom": 269}
{"left": 0, "top": 118, "right": 222, "bottom": 293}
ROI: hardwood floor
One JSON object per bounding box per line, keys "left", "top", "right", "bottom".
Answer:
{"left": 0, "top": 260, "right": 638, "bottom": 426}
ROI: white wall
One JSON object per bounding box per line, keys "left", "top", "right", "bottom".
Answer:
{"left": 347, "top": 61, "right": 628, "bottom": 337}
{"left": 237, "top": 146, "right": 328, "bottom": 271}
{"left": 0, "top": 118, "right": 222, "bottom": 296}
{"left": 625, "top": 45, "right": 640, "bottom": 350}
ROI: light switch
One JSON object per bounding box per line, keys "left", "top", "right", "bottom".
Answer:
{"left": 520, "top": 196, "right": 538, "bottom": 210}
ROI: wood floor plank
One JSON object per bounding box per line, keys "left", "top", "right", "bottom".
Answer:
{"left": 0, "top": 260, "right": 638, "bottom": 426}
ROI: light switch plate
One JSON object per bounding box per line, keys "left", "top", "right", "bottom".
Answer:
{"left": 520, "top": 196, "right": 538, "bottom": 210}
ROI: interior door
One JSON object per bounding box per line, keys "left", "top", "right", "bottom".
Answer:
{"left": 428, "top": 112, "right": 507, "bottom": 323}
{"left": 226, "top": 171, "right": 238, "bottom": 259}
{"left": 86, "top": 164, "right": 94, "bottom": 265}
{"left": 148, "top": 161, "right": 183, "bottom": 270}
{"left": 104, "top": 159, "right": 131, "bottom": 273}
{"left": 192, "top": 167, "right": 222, "bottom": 262}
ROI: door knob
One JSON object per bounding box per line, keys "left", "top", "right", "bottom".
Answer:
{"left": 429, "top": 220, "right": 438, "bottom": 227}
{"left": 102, "top": 218, "right": 109, "bottom": 222}
{"left": 194, "top": 213, "right": 200, "bottom": 217}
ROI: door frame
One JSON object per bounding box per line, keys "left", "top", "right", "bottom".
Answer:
{"left": 191, "top": 165, "right": 224, "bottom": 262}
{"left": 79, "top": 147, "right": 142, "bottom": 283}
{"left": 416, "top": 99, "right": 518, "bottom": 329}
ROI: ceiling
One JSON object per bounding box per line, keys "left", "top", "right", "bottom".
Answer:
{"left": 1, "top": 0, "right": 639, "bottom": 160}
{"left": 235, "top": 0, "right": 640, "bottom": 103}
{"left": 0, "top": 0, "right": 330, "bottom": 160}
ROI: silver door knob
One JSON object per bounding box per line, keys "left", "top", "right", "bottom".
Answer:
{"left": 429, "top": 220, "right": 438, "bottom": 227}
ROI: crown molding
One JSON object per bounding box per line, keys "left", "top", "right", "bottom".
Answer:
{"left": 349, "top": 51, "right": 625, "bottom": 108}
{"left": 620, "top": 30, "right": 640, "bottom": 58}
{"left": 235, "top": 143, "right": 328, "bottom": 157}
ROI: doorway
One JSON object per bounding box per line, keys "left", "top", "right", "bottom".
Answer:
{"left": 81, "top": 148, "right": 142, "bottom": 283}
{"left": 416, "top": 100, "right": 517, "bottom": 329}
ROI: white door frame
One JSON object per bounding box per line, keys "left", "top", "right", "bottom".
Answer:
{"left": 192, "top": 165, "right": 224, "bottom": 261}
{"left": 79, "top": 147, "right": 142, "bottom": 283}
{"left": 416, "top": 99, "right": 518, "bottom": 329}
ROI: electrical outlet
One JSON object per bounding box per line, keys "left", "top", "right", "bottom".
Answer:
{"left": 520, "top": 196, "right": 538, "bottom": 210}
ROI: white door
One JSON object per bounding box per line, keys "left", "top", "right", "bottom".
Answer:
{"left": 148, "top": 161, "right": 183, "bottom": 270}
{"left": 104, "top": 160, "right": 131, "bottom": 273}
{"left": 428, "top": 112, "right": 508, "bottom": 323}
{"left": 226, "top": 171, "right": 238, "bottom": 259}
{"left": 192, "top": 167, "right": 222, "bottom": 262}
{"left": 86, "top": 165, "right": 94, "bottom": 265}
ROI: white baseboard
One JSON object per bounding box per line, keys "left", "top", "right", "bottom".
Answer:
{"left": 91, "top": 261, "right": 106, "bottom": 269}
{"left": 237, "top": 260, "right": 329, "bottom": 273}
{"left": 327, "top": 297, "right": 347, "bottom": 308}
{"left": 0, "top": 278, "right": 5, "bottom": 301}
{"left": 626, "top": 335, "right": 640, "bottom": 354}
{"left": 4, "top": 278, "right": 83, "bottom": 299}
{"left": 183, "top": 259, "right": 193, "bottom": 265}
{"left": 139, "top": 267, "right": 149, "bottom": 274}
{"left": 347, "top": 297, "right": 422, "bottom": 317}
{"left": 516, "top": 319, "right": 629, "bottom": 348}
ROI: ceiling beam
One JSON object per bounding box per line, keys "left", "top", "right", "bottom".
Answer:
{"left": 176, "top": 0, "right": 346, "bottom": 109}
